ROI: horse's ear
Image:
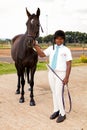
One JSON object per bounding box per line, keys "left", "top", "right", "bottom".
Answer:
{"left": 36, "top": 8, "right": 40, "bottom": 17}
{"left": 26, "top": 8, "right": 31, "bottom": 17}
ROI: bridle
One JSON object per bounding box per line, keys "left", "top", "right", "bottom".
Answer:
{"left": 27, "top": 35, "right": 35, "bottom": 40}
{"left": 25, "top": 22, "right": 44, "bottom": 48}
{"left": 40, "top": 24, "right": 44, "bottom": 33}
{"left": 26, "top": 23, "right": 44, "bottom": 40}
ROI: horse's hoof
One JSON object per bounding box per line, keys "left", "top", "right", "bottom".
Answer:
{"left": 15, "top": 90, "right": 20, "bottom": 94}
{"left": 28, "top": 88, "right": 31, "bottom": 91}
{"left": 30, "top": 101, "right": 36, "bottom": 106}
{"left": 19, "top": 98, "right": 25, "bottom": 103}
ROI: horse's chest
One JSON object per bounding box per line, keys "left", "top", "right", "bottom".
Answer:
{"left": 22, "top": 52, "right": 38, "bottom": 67}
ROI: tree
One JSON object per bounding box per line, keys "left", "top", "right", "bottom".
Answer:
{"left": 43, "top": 34, "right": 53, "bottom": 43}
{"left": 37, "top": 37, "right": 43, "bottom": 43}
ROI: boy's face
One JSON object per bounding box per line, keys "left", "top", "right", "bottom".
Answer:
{"left": 55, "top": 36, "right": 64, "bottom": 46}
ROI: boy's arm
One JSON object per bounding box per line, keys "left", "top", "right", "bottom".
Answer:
{"left": 33, "top": 41, "right": 46, "bottom": 57}
{"left": 63, "top": 61, "right": 72, "bottom": 85}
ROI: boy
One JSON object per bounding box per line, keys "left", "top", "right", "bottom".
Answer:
{"left": 33, "top": 30, "right": 72, "bottom": 123}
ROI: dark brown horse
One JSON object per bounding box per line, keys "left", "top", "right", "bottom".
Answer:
{"left": 11, "top": 8, "right": 40, "bottom": 106}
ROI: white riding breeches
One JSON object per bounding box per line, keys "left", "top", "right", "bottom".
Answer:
{"left": 48, "top": 70, "right": 66, "bottom": 116}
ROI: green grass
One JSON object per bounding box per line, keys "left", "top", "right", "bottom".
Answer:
{"left": 0, "top": 44, "right": 11, "bottom": 49}
{"left": 37, "top": 62, "right": 47, "bottom": 70}
{"left": 0, "top": 62, "right": 47, "bottom": 75}
{"left": 0, "top": 59, "right": 87, "bottom": 75}
{"left": 72, "top": 58, "right": 87, "bottom": 66}
{"left": 0, "top": 62, "right": 16, "bottom": 75}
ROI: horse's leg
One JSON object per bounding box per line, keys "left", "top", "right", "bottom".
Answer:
{"left": 27, "top": 68, "right": 30, "bottom": 84}
{"left": 16, "top": 74, "right": 21, "bottom": 94}
{"left": 27, "top": 68, "right": 31, "bottom": 91}
{"left": 15, "top": 63, "right": 21, "bottom": 94}
{"left": 19, "top": 71, "right": 25, "bottom": 103}
{"left": 29, "top": 66, "right": 36, "bottom": 106}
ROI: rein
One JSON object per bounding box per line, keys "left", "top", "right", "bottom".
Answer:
{"left": 40, "top": 24, "right": 44, "bottom": 33}
{"left": 47, "top": 64, "right": 72, "bottom": 113}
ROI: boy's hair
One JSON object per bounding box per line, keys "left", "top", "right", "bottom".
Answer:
{"left": 54, "top": 30, "right": 65, "bottom": 41}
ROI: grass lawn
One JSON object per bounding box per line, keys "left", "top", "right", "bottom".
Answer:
{"left": 72, "top": 58, "right": 87, "bottom": 66}
{"left": 0, "top": 62, "right": 47, "bottom": 75}
{"left": 0, "top": 59, "right": 87, "bottom": 75}
{"left": 0, "top": 63, "right": 16, "bottom": 75}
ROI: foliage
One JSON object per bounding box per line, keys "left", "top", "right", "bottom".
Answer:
{"left": 0, "top": 39, "right": 11, "bottom": 44}
{"left": 37, "top": 31, "right": 87, "bottom": 44}
{"left": 80, "top": 55, "right": 87, "bottom": 63}
{"left": 65, "top": 31, "right": 87, "bottom": 43}
{"left": 0, "top": 31, "right": 87, "bottom": 44}
{"left": 37, "top": 36, "right": 43, "bottom": 43}
{"left": 0, "top": 39, "right": 11, "bottom": 49}
{"left": 72, "top": 58, "right": 82, "bottom": 66}
{"left": 42, "top": 34, "right": 53, "bottom": 43}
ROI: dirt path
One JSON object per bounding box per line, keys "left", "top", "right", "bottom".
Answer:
{"left": 0, "top": 49, "right": 11, "bottom": 56}
{"left": 0, "top": 66, "right": 87, "bottom": 130}
{"left": 0, "top": 48, "right": 87, "bottom": 58}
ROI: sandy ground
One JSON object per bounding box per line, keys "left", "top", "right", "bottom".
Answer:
{"left": 0, "top": 48, "right": 87, "bottom": 64}
{"left": 0, "top": 66, "right": 87, "bottom": 130}
{"left": 0, "top": 48, "right": 87, "bottom": 57}
{"left": 0, "top": 49, "right": 11, "bottom": 56}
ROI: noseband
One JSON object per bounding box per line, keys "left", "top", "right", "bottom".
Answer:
{"left": 27, "top": 35, "right": 35, "bottom": 40}
{"left": 27, "top": 23, "right": 44, "bottom": 40}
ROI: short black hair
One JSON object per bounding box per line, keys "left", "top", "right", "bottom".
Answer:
{"left": 54, "top": 30, "right": 65, "bottom": 41}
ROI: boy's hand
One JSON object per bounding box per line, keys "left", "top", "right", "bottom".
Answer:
{"left": 32, "top": 40, "right": 45, "bottom": 57}
{"left": 63, "top": 77, "right": 69, "bottom": 85}
{"left": 63, "top": 61, "right": 71, "bottom": 85}
{"left": 33, "top": 40, "right": 41, "bottom": 48}
{"left": 33, "top": 40, "right": 36, "bottom": 46}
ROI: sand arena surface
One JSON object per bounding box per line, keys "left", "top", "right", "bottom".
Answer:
{"left": 0, "top": 48, "right": 87, "bottom": 57}
{"left": 0, "top": 66, "right": 87, "bottom": 130}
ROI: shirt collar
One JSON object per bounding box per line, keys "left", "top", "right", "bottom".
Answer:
{"left": 55, "top": 44, "right": 64, "bottom": 48}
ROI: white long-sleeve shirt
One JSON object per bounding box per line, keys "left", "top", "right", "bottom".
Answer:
{"left": 44, "top": 44, "right": 72, "bottom": 71}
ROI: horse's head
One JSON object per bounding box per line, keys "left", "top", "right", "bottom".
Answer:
{"left": 25, "top": 8, "right": 40, "bottom": 48}
{"left": 26, "top": 8, "right": 40, "bottom": 39}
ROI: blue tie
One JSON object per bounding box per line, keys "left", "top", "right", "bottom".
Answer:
{"left": 51, "top": 45, "right": 59, "bottom": 70}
